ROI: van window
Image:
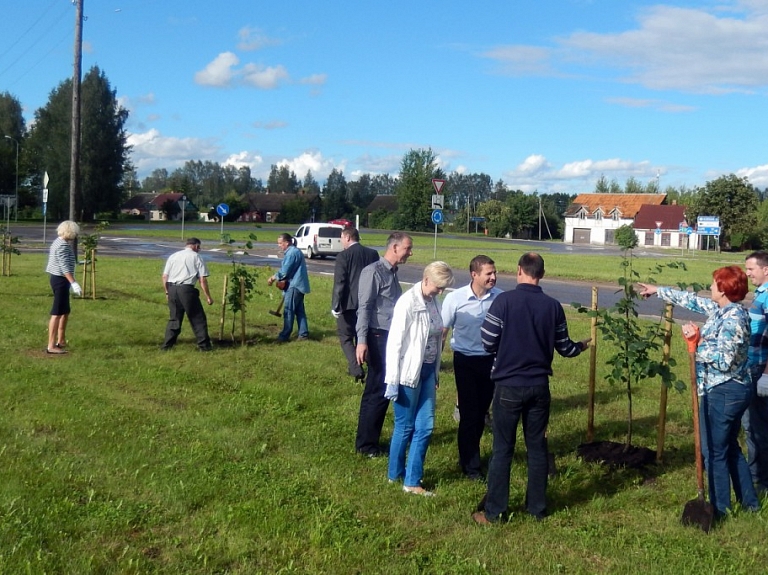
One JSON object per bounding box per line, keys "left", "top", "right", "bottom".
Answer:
{"left": 318, "top": 227, "right": 342, "bottom": 238}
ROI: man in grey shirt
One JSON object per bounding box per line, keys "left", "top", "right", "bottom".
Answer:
{"left": 354, "top": 232, "right": 413, "bottom": 457}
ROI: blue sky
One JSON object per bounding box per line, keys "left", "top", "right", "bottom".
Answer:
{"left": 3, "top": 0, "right": 768, "bottom": 195}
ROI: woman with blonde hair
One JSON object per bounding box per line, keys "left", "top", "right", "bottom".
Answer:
{"left": 45, "top": 220, "right": 81, "bottom": 354}
{"left": 385, "top": 261, "right": 454, "bottom": 495}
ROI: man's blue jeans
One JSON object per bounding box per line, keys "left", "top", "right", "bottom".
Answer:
{"left": 699, "top": 381, "right": 759, "bottom": 516}
{"left": 388, "top": 363, "right": 437, "bottom": 487}
{"left": 484, "top": 384, "right": 550, "bottom": 521}
{"left": 278, "top": 288, "right": 308, "bottom": 341}
{"left": 742, "top": 369, "right": 768, "bottom": 493}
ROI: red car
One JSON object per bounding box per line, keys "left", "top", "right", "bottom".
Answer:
{"left": 328, "top": 218, "right": 354, "bottom": 228}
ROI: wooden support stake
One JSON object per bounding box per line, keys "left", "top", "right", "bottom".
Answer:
{"left": 656, "top": 302, "right": 675, "bottom": 462}
{"left": 219, "top": 274, "right": 228, "bottom": 342}
{"left": 240, "top": 277, "right": 246, "bottom": 346}
{"left": 90, "top": 248, "right": 97, "bottom": 299}
{"left": 587, "top": 286, "right": 598, "bottom": 443}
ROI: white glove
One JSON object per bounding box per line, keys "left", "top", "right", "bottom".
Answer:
{"left": 757, "top": 374, "right": 768, "bottom": 398}
{"left": 331, "top": 309, "right": 342, "bottom": 319}
{"left": 384, "top": 383, "right": 399, "bottom": 401}
{"left": 70, "top": 281, "right": 82, "bottom": 296}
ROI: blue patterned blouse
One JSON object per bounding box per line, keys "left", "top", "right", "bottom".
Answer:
{"left": 656, "top": 287, "right": 751, "bottom": 395}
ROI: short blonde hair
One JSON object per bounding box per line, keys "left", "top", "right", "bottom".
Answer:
{"left": 57, "top": 220, "right": 80, "bottom": 240}
{"left": 423, "top": 261, "right": 454, "bottom": 289}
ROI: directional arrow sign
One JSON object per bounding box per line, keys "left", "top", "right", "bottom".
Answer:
{"left": 431, "top": 178, "right": 445, "bottom": 195}
{"left": 216, "top": 203, "right": 230, "bottom": 217}
{"left": 432, "top": 195, "right": 444, "bottom": 209}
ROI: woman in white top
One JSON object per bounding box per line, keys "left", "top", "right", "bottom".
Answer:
{"left": 385, "top": 261, "right": 454, "bottom": 495}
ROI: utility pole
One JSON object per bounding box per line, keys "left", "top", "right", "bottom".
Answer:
{"left": 69, "top": 0, "right": 84, "bottom": 221}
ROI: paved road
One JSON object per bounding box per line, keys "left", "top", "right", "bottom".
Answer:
{"left": 13, "top": 222, "right": 699, "bottom": 323}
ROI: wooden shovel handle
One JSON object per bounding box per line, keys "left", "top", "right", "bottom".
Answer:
{"left": 688, "top": 350, "right": 706, "bottom": 496}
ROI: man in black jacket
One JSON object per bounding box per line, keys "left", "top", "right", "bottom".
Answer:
{"left": 473, "top": 252, "right": 590, "bottom": 524}
{"left": 331, "top": 228, "right": 380, "bottom": 381}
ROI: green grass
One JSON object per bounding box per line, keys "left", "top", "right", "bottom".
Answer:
{"left": 1, "top": 253, "right": 767, "bottom": 574}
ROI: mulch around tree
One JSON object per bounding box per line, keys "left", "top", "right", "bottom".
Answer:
{"left": 577, "top": 441, "right": 656, "bottom": 469}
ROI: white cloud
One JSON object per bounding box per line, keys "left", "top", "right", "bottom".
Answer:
{"left": 241, "top": 63, "right": 289, "bottom": 89}
{"left": 502, "top": 154, "right": 660, "bottom": 194}
{"left": 252, "top": 120, "right": 288, "bottom": 130}
{"left": 237, "top": 26, "right": 281, "bottom": 51}
{"left": 481, "top": 1, "right": 768, "bottom": 94}
{"left": 736, "top": 163, "right": 768, "bottom": 188}
{"left": 194, "top": 53, "right": 291, "bottom": 89}
{"left": 299, "top": 74, "right": 327, "bottom": 86}
{"left": 127, "top": 129, "right": 220, "bottom": 175}
{"left": 275, "top": 151, "right": 341, "bottom": 181}
{"left": 223, "top": 151, "right": 264, "bottom": 172}
{"left": 194, "top": 52, "right": 239, "bottom": 87}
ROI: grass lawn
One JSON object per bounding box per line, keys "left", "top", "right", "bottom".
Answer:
{"left": 1, "top": 252, "right": 766, "bottom": 574}
{"left": 90, "top": 221, "right": 749, "bottom": 286}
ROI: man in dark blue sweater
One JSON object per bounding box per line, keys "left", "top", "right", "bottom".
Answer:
{"left": 473, "top": 252, "right": 590, "bottom": 524}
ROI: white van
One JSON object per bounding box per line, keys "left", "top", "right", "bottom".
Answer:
{"left": 294, "top": 223, "right": 345, "bottom": 259}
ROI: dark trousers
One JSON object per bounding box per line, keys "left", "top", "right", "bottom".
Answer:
{"left": 355, "top": 329, "right": 389, "bottom": 454}
{"left": 700, "top": 381, "right": 759, "bottom": 515}
{"left": 743, "top": 371, "right": 768, "bottom": 492}
{"left": 484, "top": 384, "right": 551, "bottom": 521}
{"left": 337, "top": 310, "right": 364, "bottom": 378}
{"left": 454, "top": 352, "right": 495, "bottom": 476}
{"left": 163, "top": 284, "right": 211, "bottom": 350}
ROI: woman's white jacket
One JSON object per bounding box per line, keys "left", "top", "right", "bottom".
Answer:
{"left": 384, "top": 282, "right": 441, "bottom": 388}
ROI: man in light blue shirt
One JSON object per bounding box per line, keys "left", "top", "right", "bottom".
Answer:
{"left": 268, "top": 233, "right": 311, "bottom": 342}
{"left": 441, "top": 255, "right": 502, "bottom": 480}
{"left": 744, "top": 251, "right": 768, "bottom": 494}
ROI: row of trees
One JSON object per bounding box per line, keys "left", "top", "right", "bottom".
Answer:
{"left": 1, "top": 66, "right": 767, "bottom": 247}
{"left": 1, "top": 67, "right": 129, "bottom": 222}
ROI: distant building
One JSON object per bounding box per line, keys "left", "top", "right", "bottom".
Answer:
{"left": 632, "top": 203, "right": 695, "bottom": 249}
{"left": 563, "top": 193, "right": 666, "bottom": 245}
{"left": 239, "top": 191, "right": 320, "bottom": 223}
{"left": 120, "top": 193, "right": 197, "bottom": 221}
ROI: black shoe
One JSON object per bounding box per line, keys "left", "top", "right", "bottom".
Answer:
{"left": 465, "top": 472, "right": 485, "bottom": 482}
{"left": 358, "top": 448, "right": 385, "bottom": 458}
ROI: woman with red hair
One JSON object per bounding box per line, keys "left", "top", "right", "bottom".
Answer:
{"left": 639, "top": 266, "right": 759, "bottom": 519}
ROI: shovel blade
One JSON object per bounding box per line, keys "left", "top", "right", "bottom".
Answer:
{"left": 681, "top": 498, "right": 714, "bottom": 533}
{"left": 269, "top": 311, "right": 282, "bottom": 317}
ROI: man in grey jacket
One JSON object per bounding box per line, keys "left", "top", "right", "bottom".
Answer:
{"left": 354, "top": 232, "right": 413, "bottom": 457}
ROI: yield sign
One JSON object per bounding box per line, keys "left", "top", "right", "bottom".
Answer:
{"left": 431, "top": 178, "right": 445, "bottom": 195}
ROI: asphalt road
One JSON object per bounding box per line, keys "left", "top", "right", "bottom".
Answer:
{"left": 13, "top": 222, "right": 700, "bottom": 323}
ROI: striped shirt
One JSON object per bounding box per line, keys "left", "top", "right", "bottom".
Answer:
{"left": 747, "top": 284, "right": 768, "bottom": 375}
{"left": 45, "top": 237, "right": 76, "bottom": 277}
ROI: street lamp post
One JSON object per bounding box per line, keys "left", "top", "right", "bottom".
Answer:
{"left": 4, "top": 136, "right": 18, "bottom": 222}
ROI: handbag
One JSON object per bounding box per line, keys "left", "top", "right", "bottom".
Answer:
{"left": 276, "top": 279, "right": 290, "bottom": 291}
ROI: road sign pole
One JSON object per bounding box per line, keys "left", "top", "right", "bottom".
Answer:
{"left": 434, "top": 224, "right": 438, "bottom": 258}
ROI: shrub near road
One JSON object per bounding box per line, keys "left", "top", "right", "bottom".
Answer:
{"left": 0, "top": 255, "right": 766, "bottom": 574}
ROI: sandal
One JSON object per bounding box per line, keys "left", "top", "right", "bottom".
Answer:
{"left": 46, "top": 348, "right": 67, "bottom": 355}
{"left": 403, "top": 485, "right": 434, "bottom": 497}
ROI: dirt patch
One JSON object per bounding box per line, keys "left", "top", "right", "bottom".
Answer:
{"left": 577, "top": 441, "right": 656, "bottom": 469}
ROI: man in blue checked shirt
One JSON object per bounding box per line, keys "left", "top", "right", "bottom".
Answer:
{"left": 743, "top": 251, "right": 768, "bottom": 495}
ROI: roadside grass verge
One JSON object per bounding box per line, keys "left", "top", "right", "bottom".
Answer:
{"left": 1, "top": 254, "right": 766, "bottom": 573}
{"left": 90, "top": 222, "right": 749, "bottom": 285}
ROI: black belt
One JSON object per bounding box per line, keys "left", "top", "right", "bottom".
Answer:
{"left": 369, "top": 328, "right": 389, "bottom": 335}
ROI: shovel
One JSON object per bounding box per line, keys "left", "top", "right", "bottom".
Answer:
{"left": 680, "top": 324, "right": 714, "bottom": 533}
{"left": 269, "top": 297, "right": 284, "bottom": 318}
